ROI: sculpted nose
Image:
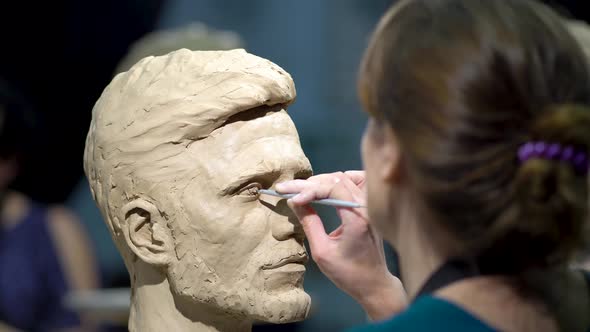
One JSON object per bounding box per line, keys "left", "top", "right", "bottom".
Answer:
{"left": 270, "top": 200, "right": 305, "bottom": 241}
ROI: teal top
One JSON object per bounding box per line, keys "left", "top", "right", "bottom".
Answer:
{"left": 347, "top": 270, "right": 590, "bottom": 331}
{"left": 347, "top": 296, "right": 496, "bottom": 332}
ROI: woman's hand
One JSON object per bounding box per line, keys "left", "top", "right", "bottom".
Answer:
{"left": 276, "top": 171, "right": 407, "bottom": 320}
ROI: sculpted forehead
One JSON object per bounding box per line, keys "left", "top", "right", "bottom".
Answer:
{"left": 191, "top": 110, "right": 310, "bottom": 188}
{"left": 209, "top": 109, "right": 299, "bottom": 150}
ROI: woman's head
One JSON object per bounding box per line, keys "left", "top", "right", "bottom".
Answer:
{"left": 360, "top": 0, "right": 590, "bottom": 273}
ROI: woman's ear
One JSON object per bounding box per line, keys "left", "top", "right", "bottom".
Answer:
{"left": 121, "top": 199, "right": 174, "bottom": 267}
{"left": 376, "top": 123, "right": 403, "bottom": 184}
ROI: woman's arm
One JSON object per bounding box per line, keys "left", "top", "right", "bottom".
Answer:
{"left": 0, "top": 321, "right": 21, "bottom": 332}
{"left": 277, "top": 171, "right": 408, "bottom": 320}
{"left": 47, "top": 207, "right": 99, "bottom": 291}
{"left": 46, "top": 206, "right": 99, "bottom": 330}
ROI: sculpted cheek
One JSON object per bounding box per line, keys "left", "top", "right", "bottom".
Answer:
{"left": 203, "top": 207, "right": 270, "bottom": 286}
{"left": 199, "top": 203, "right": 268, "bottom": 243}
{"left": 206, "top": 207, "right": 268, "bottom": 263}
{"left": 235, "top": 207, "right": 270, "bottom": 249}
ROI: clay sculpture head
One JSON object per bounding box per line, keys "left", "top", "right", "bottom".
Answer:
{"left": 84, "top": 49, "right": 312, "bottom": 331}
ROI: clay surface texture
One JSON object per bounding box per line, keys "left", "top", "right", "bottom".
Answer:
{"left": 84, "top": 49, "right": 312, "bottom": 332}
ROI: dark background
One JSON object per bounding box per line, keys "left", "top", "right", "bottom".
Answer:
{"left": 0, "top": 0, "right": 165, "bottom": 203}
{"left": 0, "top": 1, "right": 587, "bottom": 330}
{"left": 0, "top": 0, "right": 586, "bottom": 204}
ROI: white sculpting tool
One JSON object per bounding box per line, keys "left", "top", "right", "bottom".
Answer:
{"left": 258, "top": 189, "right": 364, "bottom": 208}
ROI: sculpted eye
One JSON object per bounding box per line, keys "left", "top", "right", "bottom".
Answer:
{"left": 237, "top": 183, "right": 262, "bottom": 197}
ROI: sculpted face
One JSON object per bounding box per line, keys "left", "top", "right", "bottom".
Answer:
{"left": 164, "top": 107, "right": 312, "bottom": 322}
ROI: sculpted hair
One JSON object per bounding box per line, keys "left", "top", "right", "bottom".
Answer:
{"left": 359, "top": 0, "right": 590, "bottom": 327}
{"left": 83, "top": 49, "right": 295, "bottom": 263}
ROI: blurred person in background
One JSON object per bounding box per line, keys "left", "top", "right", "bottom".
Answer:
{"left": 114, "top": 22, "right": 243, "bottom": 74}
{"left": 0, "top": 79, "right": 98, "bottom": 331}
{"left": 277, "top": 0, "right": 590, "bottom": 331}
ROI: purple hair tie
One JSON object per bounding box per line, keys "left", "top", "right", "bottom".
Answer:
{"left": 544, "top": 143, "right": 561, "bottom": 159}
{"left": 518, "top": 141, "right": 589, "bottom": 175}
{"left": 517, "top": 142, "right": 536, "bottom": 162}
{"left": 561, "top": 146, "right": 575, "bottom": 161}
{"left": 573, "top": 152, "right": 589, "bottom": 174}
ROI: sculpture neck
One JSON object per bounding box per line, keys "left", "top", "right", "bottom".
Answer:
{"left": 128, "top": 265, "right": 252, "bottom": 332}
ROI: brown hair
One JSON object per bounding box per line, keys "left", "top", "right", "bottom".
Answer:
{"left": 359, "top": 0, "right": 590, "bottom": 327}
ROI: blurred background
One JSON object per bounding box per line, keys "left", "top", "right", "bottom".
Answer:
{"left": 0, "top": 0, "right": 588, "bottom": 331}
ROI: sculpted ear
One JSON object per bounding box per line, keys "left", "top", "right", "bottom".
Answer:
{"left": 121, "top": 199, "right": 174, "bottom": 267}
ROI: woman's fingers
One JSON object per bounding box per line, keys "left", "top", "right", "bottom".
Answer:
{"left": 288, "top": 202, "right": 329, "bottom": 255}
{"left": 307, "top": 172, "right": 346, "bottom": 184}
{"left": 277, "top": 172, "right": 364, "bottom": 206}
{"left": 290, "top": 184, "right": 335, "bottom": 205}
{"left": 344, "top": 170, "right": 365, "bottom": 185}
{"left": 277, "top": 172, "right": 346, "bottom": 191}
{"left": 274, "top": 179, "right": 314, "bottom": 194}
{"left": 275, "top": 173, "right": 343, "bottom": 195}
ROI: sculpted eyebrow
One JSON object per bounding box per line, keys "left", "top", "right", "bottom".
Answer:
{"left": 217, "top": 103, "right": 286, "bottom": 130}
{"left": 221, "top": 169, "right": 282, "bottom": 195}
{"left": 199, "top": 102, "right": 287, "bottom": 143}
{"left": 220, "top": 162, "right": 312, "bottom": 196}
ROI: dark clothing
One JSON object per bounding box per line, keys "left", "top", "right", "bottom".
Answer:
{"left": 0, "top": 204, "right": 79, "bottom": 331}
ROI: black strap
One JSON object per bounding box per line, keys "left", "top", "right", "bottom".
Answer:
{"left": 415, "top": 264, "right": 590, "bottom": 331}
{"left": 417, "top": 263, "right": 590, "bottom": 299}
{"left": 582, "top": 270, "right": 590, "bottom": 332}
{"left": 583, "top": 269, "right": 590, "bottom": 311}
{"left": 583, "top": 270, "right": 590, "bottom": 292}
{"left": 414, "top": 258, "right": 482, "bottom": 300}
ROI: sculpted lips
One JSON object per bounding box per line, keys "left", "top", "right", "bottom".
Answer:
{"left": 261, "top": 252, "right": 308, "bottom": 270}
